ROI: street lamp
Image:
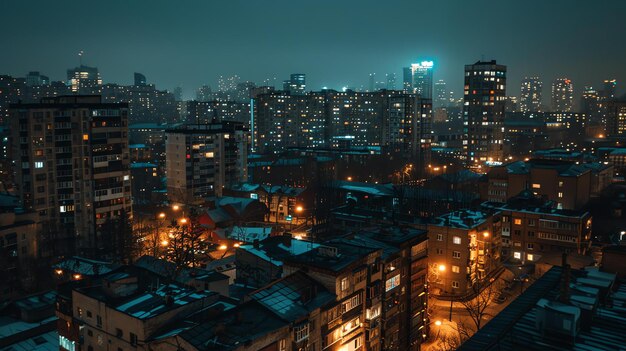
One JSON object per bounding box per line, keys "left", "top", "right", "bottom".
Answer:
{"left": 438, "top": 264, "right": 446, "bottom": 272}
{"left": 172, "top": 205, "right": 180, "bottom": 211}
{"left": 179, "top": 218, "right": 188, "bottom": 225}
{"left": 158, "top": 212, "right": 166, "bottom": 219}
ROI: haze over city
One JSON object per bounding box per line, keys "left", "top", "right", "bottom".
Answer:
{"left": 3, "top": 0, "right": 626, "bottom": 100}
{"left": 1, "top": 2, "right": 626, "bottom": 351}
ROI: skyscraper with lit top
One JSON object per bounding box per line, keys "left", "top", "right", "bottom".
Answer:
{"left": 551, "top": 78, "right": 574, "bottom": 112}
{"left": 463, "top": 60, "right": 507, "bottom": 166}
{"left": 403, "top": 61, "right": 434, "bottom": 99}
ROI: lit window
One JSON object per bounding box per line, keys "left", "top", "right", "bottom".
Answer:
{"left": 513, "top": 252, "right": 521, "bottom": 259}
{"left": 453, "top": 236, "right": 461, "bottom": 245}
{"left": 452, "top": 265, "right": 460, "bottom": 273}
{"left": 558, "top": 181, "right": 563, "bottom": 188}
{"left": 123, "top": 175, "right": 130, "bottom": 181}
{"left": 558, "top": 192, "right": 563, "bottom": 198}
{"left": 385, "top": 274, "right": 400, "bottom": 292}
{"left": 514, "top": 218, "right": 522, "bottom": 225}
{"left": 294, "top": 324, "right": 309, "bottom": 342}
{"left": 35, "top": 161, "right": 44, "bottom": 169}
{"left": 532, "top": 183, "right": 541, "bottom": 189}
{"left": 205, "top": 152, "right": 214, "bottom": 158}
{"left": 527, "top": 254, "right": 534, "bottom": 261}
{"left": 83, "top": 134, "right": 89, "bottom": 141}
{"left": 340, "top": 277, "right": 349, "bottom": 291}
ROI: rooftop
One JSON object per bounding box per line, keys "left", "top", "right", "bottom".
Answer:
{"left": 430, "top": 209, "right": 493, "bottom": 229}
{"left": 283, "top": 240, "right": 379, "bottom": 273}
{"left": 79, "top": 281, "right": 215, "bottom": 320}
{"left": 179, "top": 300, "right": 287, "bottom": 351}
{"left": 459, "top": 266, "right": 626, "bottom": 351}
{"left": 238, "top": 236, "right": 320, "bottom": 267}
{"left": 248, "top": 271, "right": 335, "bottom": 322}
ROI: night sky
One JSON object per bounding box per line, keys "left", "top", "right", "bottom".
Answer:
{"left": 3, "top": 0, "right": 626, "bottom": 100}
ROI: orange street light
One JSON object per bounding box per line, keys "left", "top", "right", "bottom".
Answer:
{"left": 435, "top": 320, "right": 442, "bottom": 326}
{"left": 179, "top": 218, "right": 188, "bottom": 224}
{"left": 172, "top": 205, "right": 180, "bottom": 211}
{"left": 438, "top": 264, "right": 446, "bottom": 272}
{"left": 158, "top": 212, "right": 166, "bottom": 219}
{"left": 296, "top": 205, "right": 303, "bottom": 213}
{"left": 347, "top": 176, "right": 353, "bottom": 181}
{"left": 483, "top": 231, "right": 490, "bottom": 238}
{"left": 218, "top": 245, "right": 228, "bottom": 250}
{"left": 161, "top": 240, "right": 169, "bottom": 247}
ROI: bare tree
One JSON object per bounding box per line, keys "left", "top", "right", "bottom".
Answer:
{"left": 164, "top": 215, "right": 211, "bottom": 274}
{"left": 459, "top": 281, "right": 501, "bottom": 331}
{"left": 430, "top": 321, "right": 472, "bottom": 351}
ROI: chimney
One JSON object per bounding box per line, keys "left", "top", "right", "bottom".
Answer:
{"left": 559, "top": 253, "right": 571, "bottom": 304}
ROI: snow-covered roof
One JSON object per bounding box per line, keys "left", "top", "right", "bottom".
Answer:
{"left": 52, "top": 256, "right": 116, "bottom": 276}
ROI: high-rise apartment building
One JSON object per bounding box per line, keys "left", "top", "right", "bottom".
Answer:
{"left": 386, "top": 73, "right": 397, "bottom": 90}
{"left": 403, "top": 61, "right": 434, "bottom": 99}
{"left": 66, "top": 65, "right": 102, "bottom": 94}
{"left": 133, "top": 72, "right": 146, "bottom": 86}
{"left": 253, "top": 89, "right": 432, "bottom": 161}
{"left": 606, "top": 100, "right": 626, "bottom": 137}
{"left": 463, "top": 60, "right": 507, "bottom": 165}
{"left": 551, "top": 78, "right": 574, "bottom": 112}
{"left": 25, "top": 71, "right": 50, "bottom": 87}
{"left": 434, "top": 79, "right": 448, "bottom": 108}
{"left": 288, "top": 73, "right": 306, "bottom": 95}
{"left": 165, "top": 121, "right": 248, "bottom": 204}
{"left": 10, "top": 95, "right": 132, "bottom": 257}
{"left": 520, "top": 77, "right": 542, "bottom": 112}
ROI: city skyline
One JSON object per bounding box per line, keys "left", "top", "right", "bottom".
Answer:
{"left": 2, "top": 1, "right": 626, "bottom": 100}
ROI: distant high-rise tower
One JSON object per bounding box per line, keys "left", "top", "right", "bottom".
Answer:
{"left": 601, "top": 79, "right": 617, "bottom": 100}
{"left": 134, "top": 72, "right": 146, "bottom": 86}
{"left": 581, "top": 86, "right": 601, "bottom": 122}
{"left": 434, "top": 79, "right": 447, "bottom": 108}
{"left": 196, "top": 85, "right": 212, "bottom": 102}
{"left": 402, "top": 67, "right": 412, "bottom": 92}
{"left": 520, "top": 77, "right": 542, "bottom": 112}
{"left": 463, "top": 60, "right": 507, "bottom": 165}
{"left": 288, "top": 73, "right": 306, "bottom": 95}
{"left": 368, "top": 73, "right": 376, "bottom": 92}
{"left": 403, "top": 61, "right": 434, "bottom": 99}
{"left": 173, "top": 87, "right": 183, "bottom": 102}
{"left": 551, "top": 78, "right": 574, "bottom": 112}
{"left": 66, "top": 65, "right": 102, "bottom": 93}
{"left": 386, "top": 73, "right": 396, "bottom": 90}
{"left": 25, "top": 71, "right": 49, "bottom": 86}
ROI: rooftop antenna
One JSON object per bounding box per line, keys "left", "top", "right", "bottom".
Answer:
{"left": 78, "top": 50, "right": 84, "bottom": 66}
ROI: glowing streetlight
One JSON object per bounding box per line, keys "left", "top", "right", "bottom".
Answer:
{"left": 435, "top": 320, "right": 442, "bottom": 326}
{"left": 233, "top": 243, "right": 240, "bottom": 248}
{"left": 483, "top": 231, "right": 490, "bottom": 238}
{"left": 179, "top": 218, "right": 187, "bottom": 224}
{"left": 296, "top": 205, "right": 303, "bottom": 213}
{"left": 438, "top": 264, "right": 446, "bottom": 272}
{"left": 172, "top": 205, "right": 180, "bottom": 211}
{"left": 73, "top": 274, "right": 82, "bottom": 280}
{"left": 55, "top": 269, "right": 63, "bottom": 275}
{"left": 160, "top": 240, "right": 169, "bottom": 247}
{"left": 347, "top": 176, "right": 353, "bottom": 181}
{"left": 158, "top": 212, "right": 166, "bottom": 219}
{"left": 218, "top": 244, "right": 228, "bottom": 250}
